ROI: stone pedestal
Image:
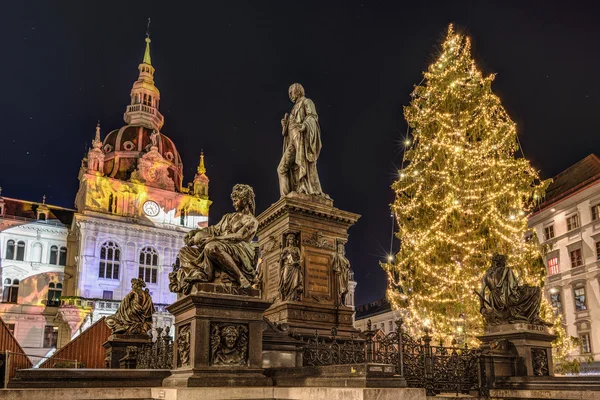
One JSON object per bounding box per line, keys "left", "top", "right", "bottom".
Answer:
{"left": 163, "top": 289, "right": 272, "bottom": 387}
{"left": 257, "top": 193, "right": 360, "bottom": 338}
{"left": 102, "top": 334, "right": 152, "bottom": 369}
{"left": 478, "top": 323, "right": 556, "bottom": 378}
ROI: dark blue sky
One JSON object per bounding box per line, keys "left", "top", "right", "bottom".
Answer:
{"left": 1, "top": 1, "right": 599, "bottom": 305}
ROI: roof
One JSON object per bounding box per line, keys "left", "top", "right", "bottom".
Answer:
{"left": 355, "top": 298, "right": 392, "bottom": 320}
{"left": 0, "top": 197, "right": 75, "bottom": 226}
{"left": 536, "top": 154, "right": 600, "bottom": 211}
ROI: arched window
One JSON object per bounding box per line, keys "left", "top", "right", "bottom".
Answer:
{"left": 6, "top": 240, "right": 15, "bottom": 260}
{"left": 108, "top": 193, "right": 114, "bottom": 213}
{"left": 47, "top": 282, "right": 62, "bottom": 307}
{"left": 49, "top": 245, "right": 58, "bottom": 265}
{"left": 99, "top": 241, "right": 120, "bottom": 280}
{"left": 59, "top": 246, "right": 67, "bottom": 266}
{"left": 16, "top": 241, "right": 25, "bottom": 261}
{"left": 32, "top": 242, "right": 43, "bottom": 263}
{"left": 3, "top": 278, "right": 19, "bottom": 303}
{"left": 139, "top": 247, "right": 158, "bottom": 284}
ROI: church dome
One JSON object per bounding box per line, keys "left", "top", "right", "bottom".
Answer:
{"left": 102, "top": 125, "right": 183, "bottom": 191}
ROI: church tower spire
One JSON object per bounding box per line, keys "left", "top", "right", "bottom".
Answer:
{"left": 193, "top": 151, "right": 209, "bottom": 198}
{"left": 123, "top": 26, "right": 164, "bottom": 131}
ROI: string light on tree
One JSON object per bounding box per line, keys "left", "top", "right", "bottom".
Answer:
{"left": 383, "top": 25, "right": 554, "bottom": 345}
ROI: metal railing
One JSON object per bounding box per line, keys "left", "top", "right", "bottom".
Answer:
{"left": 2, "top": 350, "right": 80, "bottom": 387}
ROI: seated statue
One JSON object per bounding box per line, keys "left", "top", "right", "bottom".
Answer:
{"left": 105, "top": 278, "right": 154, "bottom": 335}
{"left": 169, "top": 184, "right": 259, "bottom": 295}
{"left": 477, "top": 254, "right": 551, "bottom": 326}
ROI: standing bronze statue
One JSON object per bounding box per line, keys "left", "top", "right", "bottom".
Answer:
{"left": 105, "top": 278, "right": 154, "bottom": 335}
{"left": 332, "top": 243, "right": 351, "bottom": 306}
{"left": 169, "top": 184, "right": 260, "bottom": 295}
{"left": 278, "top": 83, "right": 326, "bottom": 197}
{"left": 279, "top": 233, "right": 303, "bottom": 301}
{"left": 477, "top": 254, "right": 551, "bottom": 326}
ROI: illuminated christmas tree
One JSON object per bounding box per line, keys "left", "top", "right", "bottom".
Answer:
{"left": 384, "top": 25, "right": 550, "bottom": 342}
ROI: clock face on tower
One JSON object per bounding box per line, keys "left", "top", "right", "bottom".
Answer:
{"left": 143, "top": 200, "right": 160, "bottom": 217}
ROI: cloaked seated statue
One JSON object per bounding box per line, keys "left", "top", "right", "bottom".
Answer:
{"left": 169, "top": 184, "right": 260, "bottom": 295}
{"left": 477, "top": 254, "right": 551, "bottom": 327}
{"left": 105, "top": 278, "right": 154, "bottom": 335}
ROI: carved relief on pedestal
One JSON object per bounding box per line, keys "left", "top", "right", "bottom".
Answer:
{"left": 531, "top": 348, "right": 549, "bottom": 376}
{"left": 302, "top": 231, "right": 335, "bottom": 250}
{"left": 210, "top": 323, "right": 249, "bottom": 366}
{"left": 177, "top": 324, "right": 191, "bottom": 368}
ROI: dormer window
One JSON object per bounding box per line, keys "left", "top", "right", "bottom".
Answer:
{"left": 38, "top": 212, "right": 47, "bottom": 221}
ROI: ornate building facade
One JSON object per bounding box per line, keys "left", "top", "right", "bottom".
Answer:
{"left": 0, "top": 36, "right": 210, "bottom": 355}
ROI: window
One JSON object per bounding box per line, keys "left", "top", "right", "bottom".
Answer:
{"left": 47, "top": 282, "right": 62, "bottom": 307}
{"left": 389, "top": 321, "right": 394, "bottom": 332}
{"left": 108, "top": 193, "right": 118, "bottom": 214}
{"left": 49, "top": 245, "right": 58, "bottom": 265}
{"left": 567, "top": 214, "right": 580, "bottom": 231}
{"left": 543, "top": 225, "right": 555, "bottom": 241}
{"left": 580, "top": 333, "right": 592, "bottom": 354}
{"left": 547, "top": 257, "right": 560, "bottom": 275}
{"left": 99, "top": 241, "right": 120, "bottom": 279}
{"left": 139, "top": 247, "right": 158, "bottom": 284}
{"left": 596, "top": 242, "right": 600, "bottom": 261}
{"left": 593, "top": 204, "right": 600, "bottom": 221}
{"left": 16, "top": 241, "right": 25, "bottom": 261}
{"left": 6, "top": 324, "right": 15, "bottom": 337}
{"left": 180, "top": 208, "right": 187, "bottom": 226}
{"left": 570, "top": 249, "right": 583, "bottom": 269}
{"left": 102, "top": 290, "right": 113, "bottom": 300}
{"left": 574, "top": 287, "right": 587, "bottom": 312}
{"left": 2, "top": 279, "right": 19, "bottom": 303}
{"left": 550, "top": 292, "right": 563, "bottom": 315}
{"left": 43, "top": 326, "right": 58, "bottom": 348}
{"left": 380, "top": 323, "right": 385, "bottom": 333}
{"left": 6, "top": 240, "right": 15, "bottom": 260}
{"left": 38, "top": 213, "right": 46, "bottom": 221}
{"left": 59, "top": 246, "right": 67, "bottom": 266}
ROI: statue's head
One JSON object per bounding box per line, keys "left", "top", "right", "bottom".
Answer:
{"left": 131, "top": 278, "right": 146, "bottom": 290}
{"left": 491, "top": 253, "right": 507, "bottom": 268}
{"left": 221, "top": 326, "right": 239, "bottom": 349}
{"left": 285, "top": 233, "right": 296, "bottom": 247}
{"left": 288, "top": 83, "right": 305, "bottom": 103}
{"left": 337, "top": 243, "right": 345, "bottom": 254}
{"left": 231, "top": 184, "right": 256, "bottom": 215}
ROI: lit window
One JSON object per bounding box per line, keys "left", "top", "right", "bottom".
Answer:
{"left": 49, "top": 245, "right": 58, "bottom": 265}
{"left": 547, "top": 257, "right": 560, "bottom": 275}
{"left": 2, "top": 279, "right": 19, "bottom": 303}
{"left": 543, "top": 225, "right": 554, "bottom": 241}
{"left": 580, "top": 333, "right": 592, "bottom": 354}
{"left": 59, "top": 246, "right": 67, "bottom": 266}
{"left": 592, "top": 204, "right": 600, "bottom": 221}
{"left": 550, "top": 292, "right": 562, "bottom": 315}
{"left": 567, "top": 214, "right": 580, "bottom": 231}
{"left": 139, "top": 247, "right": 158, "bottom": 284}
{"left": 47, "top": 282, "right": 62, "bottom": 307}
{"left": 99, "top": 241, "right": 120, "bottom": 279}
{"left": 570, "top": 249, "right": 583, "bottom": 269}
{"left": 574, "top": 287, "right": 587, "bottom": 312}
{"left": 6, "top": 240, "right": 15, "bottom": 260}
{"left": 16, "top": 241, "right": 25, "bottom": 261}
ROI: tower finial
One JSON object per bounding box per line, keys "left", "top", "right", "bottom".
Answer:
{"left": 42, "top": 195, "right": 46, "bottom": 205}
{"left": 197, "top": 150, "right": 206, "bottom": 175}
{"left": 95, "top": 120, "right": 101, "bottom": 141}
{"left": 92, "top": 121, "right": 102, "bottom": 149}
{"left": 143, "top": 18, "right": 152, "bottom": 65}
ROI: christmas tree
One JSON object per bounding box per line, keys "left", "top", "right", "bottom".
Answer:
{"left": 385, "top": 25, "right": 550, "bottom": 342}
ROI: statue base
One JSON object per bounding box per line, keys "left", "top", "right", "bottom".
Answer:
{"left": 478, "top": 323, "right": 556, "bottom": 378}
{"left": 102, "top": 334, "right": 152, "bottom": 369}
{"left": 163, "top": 292, "right": 272, "bottom": 387}
{"left": 257, "top": 194, "right": 360, "bottom": 339}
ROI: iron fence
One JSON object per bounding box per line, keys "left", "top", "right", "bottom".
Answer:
{"left": 136, "top": 326, "right": 173, "bottom": 369}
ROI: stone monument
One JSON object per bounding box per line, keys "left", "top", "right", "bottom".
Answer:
{"left": 103, "top": 278, "right": 154, "bottom": 369}
{"left": 476, "top": 254, "right": 556, "bottom": 378}
{"left": 164, "top": 184, "right": 272, "bottom": 387}
{"left": 258, "top": 83, "right": 360, "bottom": 339}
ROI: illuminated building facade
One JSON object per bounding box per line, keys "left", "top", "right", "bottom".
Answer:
{"left": 529, "top": 154, "right": 600, "bottom": 370}
{"left": 0, "top": 36, "right": 211, "bottom": 354}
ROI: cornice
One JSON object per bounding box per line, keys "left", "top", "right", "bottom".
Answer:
{"left": 75, "top": 215, "right": 187, "bottom": 239}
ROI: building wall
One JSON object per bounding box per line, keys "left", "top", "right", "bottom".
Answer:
{"left": 355, "top": 308, "right": 403, "bottom": 334}
{"left": 529, "top": 182, "right": 600, "bottom": 363}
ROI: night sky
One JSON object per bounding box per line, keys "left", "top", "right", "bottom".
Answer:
{"left": 1, "top": 1, "right": 599, "bottom": 305}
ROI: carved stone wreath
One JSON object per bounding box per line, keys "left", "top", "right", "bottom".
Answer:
{"left": 302, "top": 231, "right": 335, "bottom": 250}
